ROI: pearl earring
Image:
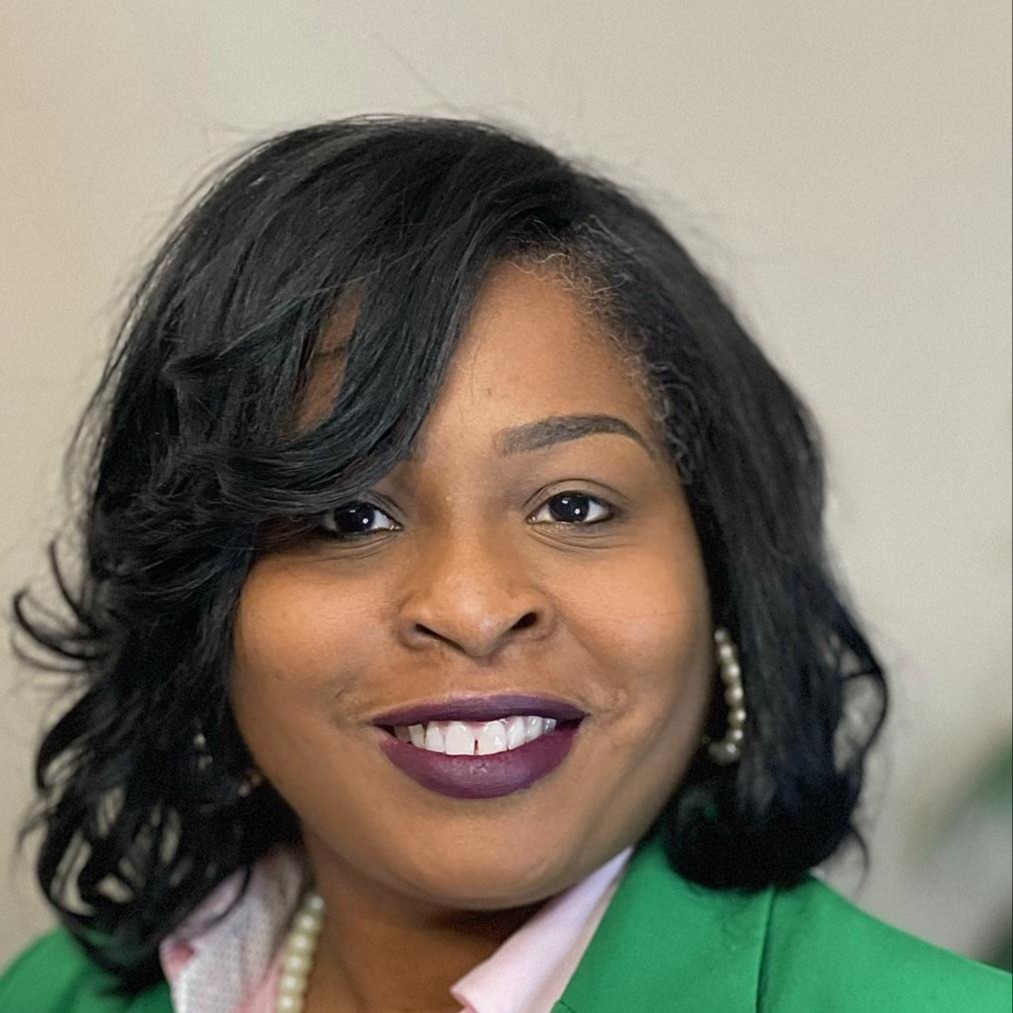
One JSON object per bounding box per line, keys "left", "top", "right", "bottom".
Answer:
{"left": 192, "top": 729, "right": 264, "bottom": 798}
{"left": 237, "top": 768, "right": 264, "bottom": 797}
{"left": 703, "top": 627, "right": 747, "bottom": 765}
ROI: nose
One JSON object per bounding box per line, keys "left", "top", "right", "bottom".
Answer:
{"left": 396, "top": 531, "right": 553, "bottom": 659}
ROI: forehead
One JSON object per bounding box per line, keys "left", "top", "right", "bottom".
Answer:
{"left": 456, "top": 261, "right": 606, "bottom": 371}
{"left": 420, "top": 261, "right": 651, "bottom": 436}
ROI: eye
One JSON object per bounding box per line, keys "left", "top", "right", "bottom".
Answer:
{"left": 529, "top": 492, "right": 615, "bottom": 526}
{"left": 318, "top": 502, "right": 399, "bottom": 539}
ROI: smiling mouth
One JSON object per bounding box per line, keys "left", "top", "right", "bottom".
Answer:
{"left": 374, "top": 716, "right": 584, "bottom": 799}
{"left": 378, "top": 716, "right": 583, "bottom": 755}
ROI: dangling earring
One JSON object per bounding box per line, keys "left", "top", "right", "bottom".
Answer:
{"left": 703, "top": 627, "right": 747, "bottom": 765}
{"left": 236, "top": 768, "right": 264, "bottom": 798}
{"left": 192, "top": 728, "right": 264, "bottom": 799}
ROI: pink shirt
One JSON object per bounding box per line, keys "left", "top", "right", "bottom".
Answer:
{"left": 159, "top": 842, "right": 634, "bottom": 1013}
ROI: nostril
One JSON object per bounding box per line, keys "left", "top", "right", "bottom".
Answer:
{"left": 513, "top": 612, "right": 538, "bottom": 631}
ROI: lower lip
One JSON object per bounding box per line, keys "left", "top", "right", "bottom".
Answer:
{"left": 375, "top": 722, "right": 583, "bottom": 799}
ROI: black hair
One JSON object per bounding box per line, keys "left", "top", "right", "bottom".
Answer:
{"left": 10, "top": 114, "right": 888, "bottom": 997}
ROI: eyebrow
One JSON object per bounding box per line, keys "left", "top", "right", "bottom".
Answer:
{"left": 493, "top": 413, "right": 652, "bottom": 457}
{"left": 400, "top": 413, "right": 655, "bottom": 464}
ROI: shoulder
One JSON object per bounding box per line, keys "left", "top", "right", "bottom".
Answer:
{"left": 759, "top": 874, "right": 1012, "bottom": 1013}
{"left": 0, "top": 928, "right": 171, "bottom": 1013}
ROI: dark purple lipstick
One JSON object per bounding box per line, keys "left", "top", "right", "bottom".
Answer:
{"left": 369, "top": 693, "right": 587, "bottom": 800}
{"left": 375, "top": 721, "right": 582, "bottom": 799}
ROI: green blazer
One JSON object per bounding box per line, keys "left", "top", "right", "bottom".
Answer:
{"left": 2, "top": 828, "right": 1010, "bottom": 1012}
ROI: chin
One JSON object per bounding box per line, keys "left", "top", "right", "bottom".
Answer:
{"left": 395, "top": 837, "right": 570, "bottom": 901}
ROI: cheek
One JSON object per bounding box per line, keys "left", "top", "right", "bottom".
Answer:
{"left": 548, "top": 530, "right": 713, "bottom": 744}
{"left": 546, "top": 535, "right": 714, "bottom": 830}
{"left": 227, "top": 562, "right": 402, "bottom": 839}
{"left": 228, "top": 561, "right": 382, "bottom": 736}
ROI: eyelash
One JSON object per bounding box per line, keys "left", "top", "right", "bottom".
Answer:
{"left": 315, "top": 491, "right": 619, "bottom": 540}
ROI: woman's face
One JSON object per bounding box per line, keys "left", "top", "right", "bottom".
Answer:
{"left": 230, "top": 261, "right": 714, "bottom": 910}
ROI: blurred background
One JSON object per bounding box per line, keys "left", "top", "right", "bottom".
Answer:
{"left": 1, "top": 0, "right": 1010, "bottom": 968}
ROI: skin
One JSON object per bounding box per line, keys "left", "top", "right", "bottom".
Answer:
{"left": 229, "top": 261, "right": 716, "bottom": 1013}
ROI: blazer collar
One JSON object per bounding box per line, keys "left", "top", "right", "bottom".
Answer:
{"left": 553, "top": 828, "right": 773, "bottom": 1013}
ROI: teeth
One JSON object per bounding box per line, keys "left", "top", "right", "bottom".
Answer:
{"left": 475, "top": 721, "right": 507, "bottom": 755}
{"left": 394, "top": 715, "right": 561, "bottom": 756}
{"left": 505, "top": 715, "right": 527, "bottom": 750}
{"left": 446, "top": 722, "right": 479, "bottom": 755}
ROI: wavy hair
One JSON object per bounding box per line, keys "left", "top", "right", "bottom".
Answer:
{"left": 10, "top": 114, "right": 888, "bottom": 996}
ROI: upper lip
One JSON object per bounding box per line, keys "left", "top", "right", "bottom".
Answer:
{"left": 369, "top": 693, "right": 587, "bottom": 728}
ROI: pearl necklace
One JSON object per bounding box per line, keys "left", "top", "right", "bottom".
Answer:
{"left": 274, "top": 886, "right": 325, "bottom": 1013}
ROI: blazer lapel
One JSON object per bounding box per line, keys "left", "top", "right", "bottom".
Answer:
{"left": 553, "top": 829, "right": 773, "bottom": 1013}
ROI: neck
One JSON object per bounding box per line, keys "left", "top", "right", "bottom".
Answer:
{"left": 299, "top": 840, "right": 550, "bottom": 1012}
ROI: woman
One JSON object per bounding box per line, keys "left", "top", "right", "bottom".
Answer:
{"left": 1, "top": 115, "right": 1008, "bottom": 1013}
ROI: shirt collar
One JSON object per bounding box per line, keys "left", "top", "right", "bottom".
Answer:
{"left": 159, "top": 842, "right": 634, "bottom": 1013}
{"left": 451, "top": 844, "right": 634, "bottom": 1012}
{"left": 159, "top": 844, "right": 311, "bottom": 1013}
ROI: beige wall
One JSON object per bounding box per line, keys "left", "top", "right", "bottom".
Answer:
{"left": 2, "top": 0, "right": 1010, "bottom": 965}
